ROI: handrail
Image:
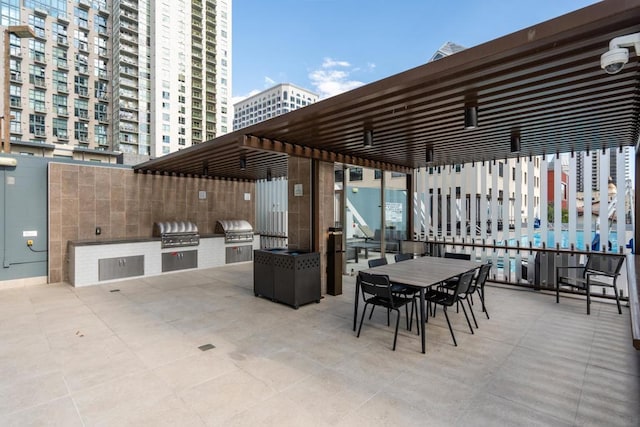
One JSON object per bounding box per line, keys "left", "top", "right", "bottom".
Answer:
{"left": 422, "top": 237, "right": 625, "bottom": 257}
{"left": 417, "top": 238, "right": 631, "bottom": 303}
{"left": 628, "top": 254, "right": 640, "bottom": 350}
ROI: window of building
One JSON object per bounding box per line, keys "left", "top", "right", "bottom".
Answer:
{"left": 95, "top": 80, "right": 108, "bottom": 100}
{"left": 52, "top": 46, "right": 67, "bottom": 68}
{"left": 95, "top": 124, "right": 108, "bottom": 146}
{"left": 74, "top": 99, "right": 89, "bottom": 119}
{"left": 94, "top": 15, "right": 107, "bottom": 34}
{"left": 75, "top": 53, "right": 89, "bottom": 74}
{"left": 374, "top": 170, "right": 382, "bottom": 179}
{"left": 29, "top": 114, "right": 45, "bottom": 136}
{"left": 94, "top": 36, "right": 108, "bottom": 57}
{"left": 74, "top": 75, "right": 88, "bottom": 97}
{"left": 94, "top": 59, "right": 107, "bottom": 79}
{"left": 53, "top": 118, "right": 67, "bottom": 138}
{"left": 29, "top": 64, "right": 46, "bottom": 87}
{"left": 28, "top": 15, "right": 46, "bottom": 38}
{"left": 95, "top": 103, "right": 108, "bottom": 122}
{"left": 52, "top": 94, "right": 67, "bottom": 115}
{"left": 74, "top": 6, "right": 88, "bottom": 28}
{"left": 162, "top": 135, "right": 170, "bottom": 143}
{"left": 52, "top": 22, "right": 67, "bottom": 44}
{"left": 29, "top": 88, "right": 46, "bottom": 112}
{"left": 25, "top": 0, "right": 67, "bottom": 17}
{"left": 349, "top": 167, "right": 363, "bottom": 182}
{"left": 9, "top": 85, "right": 20, "bottom": 107}
{"left": 10, "top": 111, "right": 21, "bottom": 133}
{"left": 52, "top": 71, "right": 67, "bottom": 93}
{"left": 498, "top": 162, "right": 504, "bottom": 177}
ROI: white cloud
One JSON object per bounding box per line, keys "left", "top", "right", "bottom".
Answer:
{"left": 322, "top": 58, "right": 351, "bottom": 68}
{"left": 309, "top": 57, "right": 374, "bottom": 99}
{"left": 264, "top": 76, "right": 275, "bottom": 86}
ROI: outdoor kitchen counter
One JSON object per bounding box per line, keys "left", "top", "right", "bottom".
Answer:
{"left": 68, "top": 234, "right": 259, "bottom": 287}
{"left": 68, "top": 237, "right": 161, "bottom": 246}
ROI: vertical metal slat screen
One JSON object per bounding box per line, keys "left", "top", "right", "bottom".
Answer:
{"left": 256, "top": 178, "right": 288, "bottom": 248}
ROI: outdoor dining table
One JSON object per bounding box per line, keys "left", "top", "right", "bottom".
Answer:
{"left": 356, "top": 256, "right": 479, "bottom": 353}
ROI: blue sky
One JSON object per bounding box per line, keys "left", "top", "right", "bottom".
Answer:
{"left": 232, "top": 0, "right": 598, "bottom": 103}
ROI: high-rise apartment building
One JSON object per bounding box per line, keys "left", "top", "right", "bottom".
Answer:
{"left": 1, "top": 0, "right": 231, "bottom": 163}
{"left": 233, "top": 83, "right": 318, "bottom": 130}
{"left": 575, "top": 146, "right": 633, "bottom": 193}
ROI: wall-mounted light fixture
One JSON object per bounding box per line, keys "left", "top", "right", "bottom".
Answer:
{"left": 510, "top": 131, "right": 521, "bottom": 153}
{"left": 464, "top": 105, "right": 478, "bottom": 129}
{"left": 426, "top": 147, "right": 434, "bottom": 163}
{"left": 239, "top": 156, "right": 247, "bottom": 170}
{"left": 363, "top": 129, "right": 374, "bottom": 147}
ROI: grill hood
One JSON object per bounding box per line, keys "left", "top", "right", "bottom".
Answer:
{"left": 153, "top": 221, "right": 198, "bottom": 236}
{"left": 215, "top": 220, "right": 253, "bottom": 243}
{"left": 215, "top": 219, "right": 253, "bottom": 234}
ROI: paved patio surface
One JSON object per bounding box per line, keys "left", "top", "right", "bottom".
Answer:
{"left": 0, "top": 262, "right": 638, "bottom": 426}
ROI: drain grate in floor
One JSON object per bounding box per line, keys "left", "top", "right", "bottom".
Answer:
{"left": 198, "top": 344, "right": 215, "bottom": 351}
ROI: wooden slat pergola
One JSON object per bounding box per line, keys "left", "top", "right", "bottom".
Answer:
{"left": 135, "top": 0, "right": 640, "bottom": 182}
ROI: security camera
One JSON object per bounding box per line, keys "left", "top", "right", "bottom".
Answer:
{"left": 601, "top": 33, "right": 640, "bottom": 74}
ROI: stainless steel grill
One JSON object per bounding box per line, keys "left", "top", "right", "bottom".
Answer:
{"left": 215, "top": 219, "right": 254, "bottom": 243}
{"left": 153, "top": 221, "right": 200, "bottom": 248}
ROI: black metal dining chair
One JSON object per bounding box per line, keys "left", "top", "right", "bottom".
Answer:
{"left": 394, "top": 253, "right": 413, "bottom": 262}
{"left": 356, "top": 271, "right": 418, "bottom": 351}
{"left": 368, "top": 257, "right": 388, "bottom": 268}
{"left": 367, "top": 257, "right": 417, "bottom": 332}
{"left": 425, "top": 269, "right": 476, "bottom": 347}
{"left": 393, "top": 252, "right": 419, "bottom": 329}
{"left": 441, "top": 252, "right": 472, "bottom": 291}
{"left": 471, "top": 263, "right": 492, "bottom": 319}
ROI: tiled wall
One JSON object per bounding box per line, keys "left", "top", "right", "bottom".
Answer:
{"left": 48, "top": 163, "right": 255, "bottom": 283}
